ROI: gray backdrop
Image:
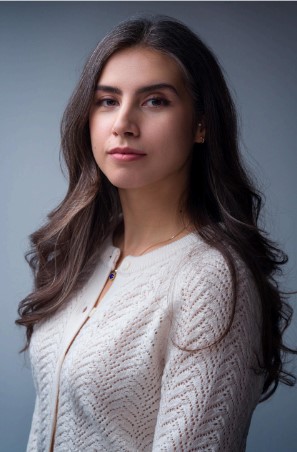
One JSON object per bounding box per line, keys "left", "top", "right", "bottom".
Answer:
{"left": 1, "top": 2, "right": 296, "bottom": 451}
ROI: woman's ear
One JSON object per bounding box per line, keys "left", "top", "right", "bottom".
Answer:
{"left": 194, "top": 120, "right": 206, "bottom": 144}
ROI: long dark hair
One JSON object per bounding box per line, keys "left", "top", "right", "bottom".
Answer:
{"left": 16, "top": 15, "right": 296, "bottom": 401}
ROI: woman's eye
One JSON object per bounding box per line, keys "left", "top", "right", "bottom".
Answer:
{"left": 95, "top": 98, "right": 118, "bottom": 107}
{"left": 145, "top": 97, "right": 171, "bottom": 107}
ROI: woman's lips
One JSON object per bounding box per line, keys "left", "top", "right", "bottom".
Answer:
{"left": 108, "top": 147, "right": 146, "bottom": 162}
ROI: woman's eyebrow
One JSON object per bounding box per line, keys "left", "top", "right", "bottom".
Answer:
{"left": 137, "top": 83, "right": 178, "bottom": 95}
{"left": 95, "top": 83, "right": 178, "bottom": 95}
{"left": 95, "top": 85, "right": 121, "bottom": 94}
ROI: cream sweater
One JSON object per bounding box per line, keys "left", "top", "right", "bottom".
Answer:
{"left": 27, "top": 232, "right": 264, "bottom": 452}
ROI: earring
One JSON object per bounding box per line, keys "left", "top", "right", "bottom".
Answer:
{"left": 200, "top": 137, "right": 205, "bottom": 144}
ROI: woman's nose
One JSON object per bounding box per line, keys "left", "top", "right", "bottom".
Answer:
{"left": 112, "top": 105, "right": 140, "bottom": 137}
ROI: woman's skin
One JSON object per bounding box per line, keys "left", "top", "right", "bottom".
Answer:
{"left": 89, "top": 46, "right": 205, "bottom": 264}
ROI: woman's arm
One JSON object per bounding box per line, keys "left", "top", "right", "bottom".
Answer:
{"left": 26, "top": 395, "right": 40, "bottom": 452}
{"left": 152, "top": 249, "right": 264, "bottom": 451}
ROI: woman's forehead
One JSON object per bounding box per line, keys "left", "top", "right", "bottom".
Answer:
{"left": 98, "top": 46, "right": 187, "bottom": 91}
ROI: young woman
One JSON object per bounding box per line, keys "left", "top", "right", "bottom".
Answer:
{"left": 17, "top": 15, "right": 296, "bottom": 451}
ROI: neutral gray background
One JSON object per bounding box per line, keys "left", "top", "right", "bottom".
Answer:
{"left": 1, "top": 2, "right": 296, "bottom": 451}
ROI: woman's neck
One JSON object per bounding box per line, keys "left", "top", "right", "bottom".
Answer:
{"left": 115, "top": 184, "right": 193, "bottom": 257}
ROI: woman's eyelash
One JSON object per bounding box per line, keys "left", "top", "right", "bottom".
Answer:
{"left": 94, "top": 96, "right": 171, "bottom": 108}
{"left": 145, "top": 97, "right": 171, "bottom": 107}
{"left": 95, "top": 98, "right": 118, "bottom": 107}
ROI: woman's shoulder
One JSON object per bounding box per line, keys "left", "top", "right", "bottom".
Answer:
{"left": 183, "top": 231, "right": 254, "bottom": 285}
{"left": 170, "top": 232, "right": 261, "bottom": 349}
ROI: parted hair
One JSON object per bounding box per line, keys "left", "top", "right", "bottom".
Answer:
{"left": 16, "top": 15, "right": 296, "bottom": 401}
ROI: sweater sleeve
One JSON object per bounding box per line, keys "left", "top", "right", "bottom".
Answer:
{"left": 152, "top": 249, "right": 264, "bottom": 452}
{"left": 26, "top": 396, "right": 40, "bottom": 452}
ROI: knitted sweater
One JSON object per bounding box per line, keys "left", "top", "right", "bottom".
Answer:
{"left": 27, "top": 232, "right": 264, "bottom": 452}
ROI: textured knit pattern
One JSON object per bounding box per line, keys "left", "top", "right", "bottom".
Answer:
{"left": 27, "top": 233, "right": 264, "bottom": 452}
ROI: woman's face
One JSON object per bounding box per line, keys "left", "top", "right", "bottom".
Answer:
{"left": 89, "top": 46, "right": 202, "bottom": 191}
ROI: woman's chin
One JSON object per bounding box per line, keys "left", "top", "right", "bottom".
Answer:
{"left": 107, "top": 176, "right": 150, "bottom": 191}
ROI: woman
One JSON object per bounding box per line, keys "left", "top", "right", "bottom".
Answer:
{"left": 17, "top": 15, "right": 295, "bottom": 451}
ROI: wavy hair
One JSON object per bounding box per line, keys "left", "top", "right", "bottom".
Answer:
{"left": 16, "top": 15, "right": 296, "bottom": 401}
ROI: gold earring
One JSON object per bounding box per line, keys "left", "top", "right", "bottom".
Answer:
{"left": 200, "top": 137, "right": 205, "bottom": 144}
